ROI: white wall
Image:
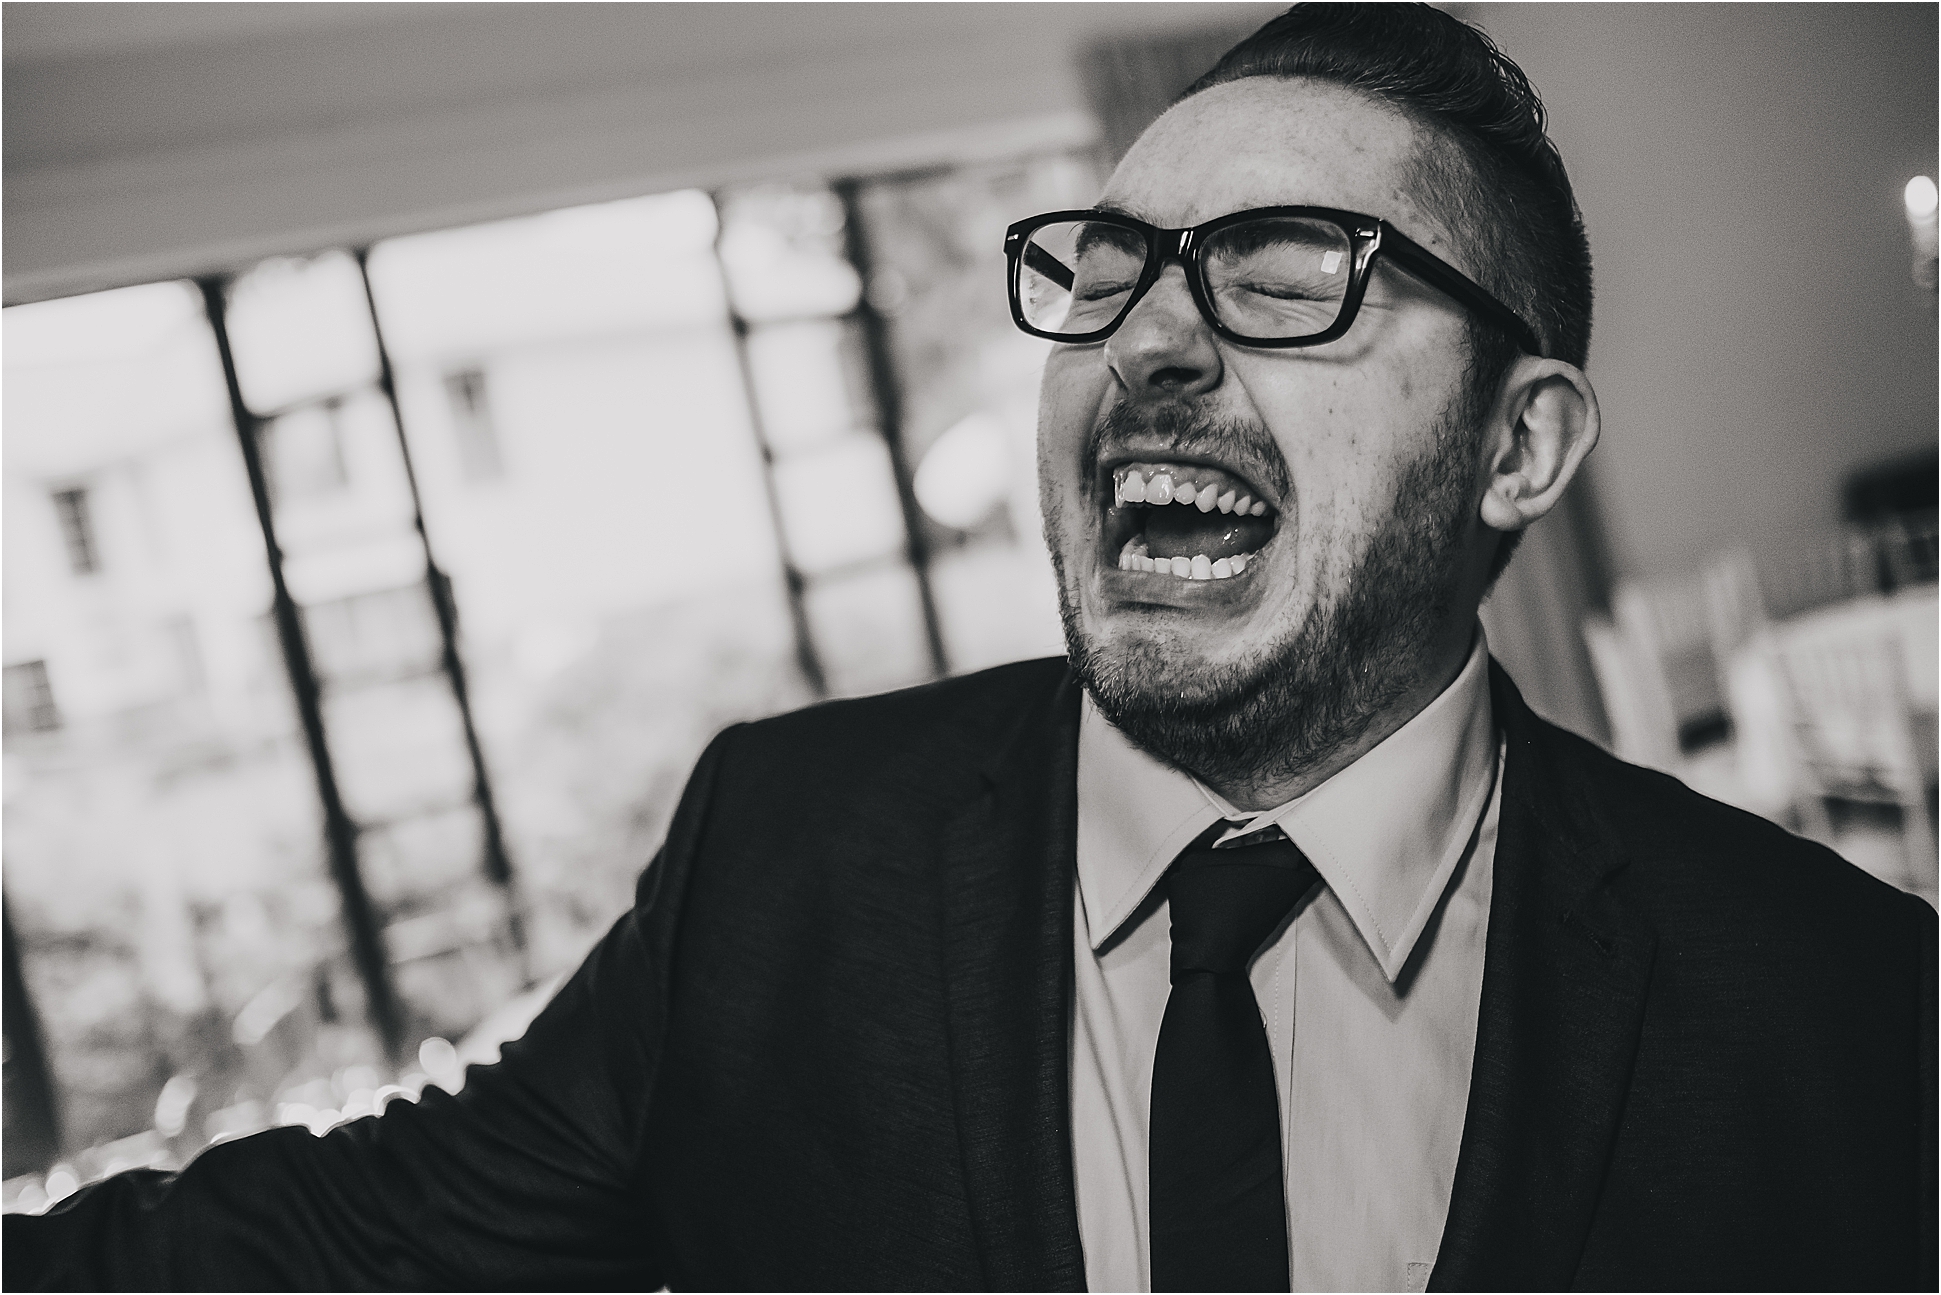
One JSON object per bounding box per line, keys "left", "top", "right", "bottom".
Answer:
{"left": 1462, "top": 3, "right": 1938, "bottom": 584}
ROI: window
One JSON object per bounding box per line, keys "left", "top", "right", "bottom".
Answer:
{"left": 166, "top": 615, "right": 205, "bottom": 695}
{"left": 5, "top": 282, "right": 340, "bottom": 1163}
{"left": 3, "top": 661, "right": 61, "bottom": 734}
{"left": 302, "top": 584, "right": 443, "bottom": 687}
{"left": 50, "top": 487, "right": 99, "bottom": 575}
{"left": 443, "top": 369, "right": 504, "bottom": 482}
{"left": 263, "top": 398, "right": 350, "bottom": 501}
{"left": 0, "top": 155, "right": 1090, "bottom": 1181}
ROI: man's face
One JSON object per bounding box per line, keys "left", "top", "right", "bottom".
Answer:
{"left": 1038, "top": 77, "right": 1493, "bottom": 788}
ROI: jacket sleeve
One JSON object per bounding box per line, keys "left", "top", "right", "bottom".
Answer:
{"left": 3, "top": 723, "right": 739, "bottom": 1291}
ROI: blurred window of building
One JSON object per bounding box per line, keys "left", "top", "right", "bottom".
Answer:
{"left": 441, "top": 370, "right": 504, "bottom": 483}
{"left": 4, "top": 661, "right": 63, "bottom": 734}
{"left": 50, "top": 488, "right": 100, "bottom": 576}
{"left": 263, "top": 400, "right": 351, "bottom": 502}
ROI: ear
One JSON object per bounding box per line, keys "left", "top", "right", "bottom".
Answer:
{"left": 1477, "top": 356, "right": 1600, "bottom": 534}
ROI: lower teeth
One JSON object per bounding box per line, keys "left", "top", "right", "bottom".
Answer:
{"left": 1117, "top": 540, "right": 1250, "bottom": 580}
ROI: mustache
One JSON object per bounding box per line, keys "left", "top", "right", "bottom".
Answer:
{"left": 1087, "top": 401, "right": 1291, "bottom": 499}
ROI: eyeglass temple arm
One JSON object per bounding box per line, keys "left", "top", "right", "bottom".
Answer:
{"left": 1021, "top": 241, "right": 1075, "bottom": 292}
{"left": 1378, "top": 227, "right": 1544, "bottom": 357}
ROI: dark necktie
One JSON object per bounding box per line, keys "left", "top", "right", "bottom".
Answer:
{"left": 1149, "top": 825, "right": 1319, "bottom": 1293}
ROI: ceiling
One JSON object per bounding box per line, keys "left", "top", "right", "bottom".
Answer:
{"left": 2, "top": 2, "right": 1278, "bottom": 303}
{"left": 3, "top": 1, "right": 438, "bottom": 62}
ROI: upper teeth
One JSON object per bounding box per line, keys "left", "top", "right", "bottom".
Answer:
{"left": 1115, "top": 467, "right": 1268, "bottom": 515}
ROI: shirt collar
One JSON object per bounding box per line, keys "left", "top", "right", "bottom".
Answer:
{"left": 1074, "top": 630, "right": 1498, "bottom": 982}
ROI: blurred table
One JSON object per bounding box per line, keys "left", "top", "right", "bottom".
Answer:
{"left": 1727, "top": 585, "right": 1938, "bottom": 814}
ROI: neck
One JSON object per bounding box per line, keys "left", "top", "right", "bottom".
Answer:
{"left": 1202, "top": 621, "right": 1479, "bottom": 812}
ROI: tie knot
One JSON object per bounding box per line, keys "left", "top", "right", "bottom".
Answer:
{"left": 1165, "top": 831, "right": 1318, "bottom": 980}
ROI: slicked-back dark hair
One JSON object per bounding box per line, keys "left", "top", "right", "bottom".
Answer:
{"left": 1181, "top": 2, "right": 1593, "bottom": 575}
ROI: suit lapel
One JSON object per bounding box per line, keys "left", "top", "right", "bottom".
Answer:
{"left": 938, "top": 666, "right": 1088, "bottom": 1291}
{"left": 1431, "top": 664, "right": 1657, "bottom": 1290}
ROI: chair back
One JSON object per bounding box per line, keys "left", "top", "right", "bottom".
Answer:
{"left": 1611, "top": 573, "right": 1728, "bottom": 748}
{"left": 1583, "top": 613, "right": 1681, "bottom": 770}
{"left": 1764, "top": 529, "right": 1879, "bottom": 620}
{"left": 1775, "top": 634, "right": 1922, "bottom": 793}
{"left": 1775, "top": 632, "right": 1937, "bottom": 888}
{"left": 1702, "top": 546, "right": 1768, "bottom": 664}
{"left": 1875, "top": 514, "right": 1939, "bottom": 592}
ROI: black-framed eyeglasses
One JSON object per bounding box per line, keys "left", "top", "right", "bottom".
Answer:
{"left": 1003, "top": 206, "right": 1543, "bottom": 357}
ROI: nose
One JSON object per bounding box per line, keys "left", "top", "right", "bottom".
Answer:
{"left": 1104, "top": 264, "right": 1225, "bottom": 400}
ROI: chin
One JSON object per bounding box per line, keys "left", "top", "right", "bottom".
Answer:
{"left": 1078, "top": 605, "right": 1289, "bottom": 707}
{"left": 1056, "top": 469, "right": 1473, "bottom": 793}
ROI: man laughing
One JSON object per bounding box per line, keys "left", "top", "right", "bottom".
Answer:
{"left": 11, "top": 4, "right": 1934, "bottom": 1291}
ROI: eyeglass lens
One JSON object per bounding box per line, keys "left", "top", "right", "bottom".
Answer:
{"left": 1017, "top": 217, "right": 1355, "bottom": 340}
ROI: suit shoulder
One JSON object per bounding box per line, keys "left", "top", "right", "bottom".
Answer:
{"left": 714, "top": 656, "right": 1068, "bottom": 785}
{"left": 1526, "top": 712, "right": 1936, "bottom": 948}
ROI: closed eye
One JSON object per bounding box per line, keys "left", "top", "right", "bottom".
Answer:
{"left": 1076, "top": 278, "right": 1139, "bottom": 301}
{"left": 1230, "top": 280, "right": 1327, "bottom": 301}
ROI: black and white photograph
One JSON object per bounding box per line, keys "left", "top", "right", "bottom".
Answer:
{"left": 2, "top": 2, "right": 1935, "bottom": 1289}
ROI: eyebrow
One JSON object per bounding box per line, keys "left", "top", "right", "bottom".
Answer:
{"left": 1091, "top": 200, "right": 1147, "bottom": 222}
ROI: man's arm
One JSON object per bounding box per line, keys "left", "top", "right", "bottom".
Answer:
{"left": 4, "top": 724, "right": 738, "bottom": 1290}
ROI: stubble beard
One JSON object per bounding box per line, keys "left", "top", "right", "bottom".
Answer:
{"left": 1046, "top": 400, "right": 1481, "bottom": 793}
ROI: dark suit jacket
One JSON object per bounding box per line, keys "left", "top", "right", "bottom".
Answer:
{"left": 8, "top": 658, "right": 1935, "bottom": 1290}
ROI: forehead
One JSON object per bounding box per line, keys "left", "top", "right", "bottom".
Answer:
{"left": 1101, "top": 77, "right": 1457, "bottom": 255}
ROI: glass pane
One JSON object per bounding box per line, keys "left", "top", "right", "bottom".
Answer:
{"left": 3, "top": 282, "right": 355, "bottom": 1175}
{"left": 263, "top": 389, "right": 425, "bottom": 604}
{"left": 745, "top": 320, "right": 869, "bottom": 453}
{"left": 262, "top": 403, "right": 351, "bottom": 502}
{"left": 363, "top": 191, "right": 807, "bottom": 984}
{"left": 224, "top": 252, "right": 381, "bottom": 414}
{"left": 302, "top": 583, "right": 442, "bottom": 688}
{"left": 365, "top": 200, "right": 782, "bottom": 629}
{"left": 855, "top": 154, "right": 1094, "bottom": 473}
{"left": 771, "top": 434, "right": 908, "bottom": 574}
{"left": 853, "top": 153, "right": 1098, "bottom": 671}
{"left": 717, "top": 183, "right": 862, "bottom": 323}
{"left": 322, "top": 675, "right": 473, "bottom": 825}
{"left": 804, "top": 565, "right": 933, "bottom": 698}
{"left": 366, "top": 191, "right": 726, "bottom": 363}
{"left": 928, "top": 542, "right": 1066, "bottom": 676}
{"left": 494, "top": 588, "right": 810, "bottom": 966}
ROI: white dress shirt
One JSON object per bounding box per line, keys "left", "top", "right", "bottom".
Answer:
{"left": 1070, "top": 632, "right": 1502, "bottom": 1292}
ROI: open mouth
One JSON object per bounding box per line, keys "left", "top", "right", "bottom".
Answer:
{"left": 1102, "top": 460, "right": 1279, "bottom": 581}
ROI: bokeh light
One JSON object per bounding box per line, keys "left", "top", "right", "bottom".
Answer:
{"left": 1903, "top": 175, "right": 1937, "bottom": 220}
